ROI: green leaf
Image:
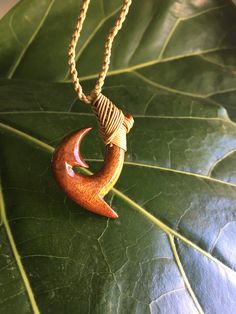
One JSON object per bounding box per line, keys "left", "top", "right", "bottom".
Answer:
{"left": 0, "top": 1, "right": 236, "bottom": 313}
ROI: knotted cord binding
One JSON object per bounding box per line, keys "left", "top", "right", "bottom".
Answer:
{"left": 92, "top": 94, "right": 134, "bottom": 151}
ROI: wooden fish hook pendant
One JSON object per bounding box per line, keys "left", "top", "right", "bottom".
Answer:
{"left": 52, "top": 128, "right": 123, "bottom": 218}
{"left": 52, "top": 103, "right": 134, "bottom": 218}
{"left": 54, "top": 0, "right": 134, "bottom": 218}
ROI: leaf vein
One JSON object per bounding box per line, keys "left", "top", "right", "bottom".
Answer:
{"left": 168, "top": 235, "right": 204, "bottom": 314}
{"left": 180, "top": 4, "right": 228, "bottom": 21}
{"left": 0, "top": 180, "right": 40, "bottom": 313}
{"left": 149, "top": 287, "right": 185, "bottom": 307}
{"left": 7, "top": 0, "right": 55, "bottom": 79}
{"left": 208, "top": 148, "right": 236, "bottom": 177}
{"left": 68, "top": 47, "right": 236, "bottom": 83}
{"left": 159, "top": 19, "right": 180, "bottom": 59}
{"left": 64, "top": 4, "right": 122, "bottom": 80}
{"left": 0, "top": 122, "right": 236, "bottom": 276}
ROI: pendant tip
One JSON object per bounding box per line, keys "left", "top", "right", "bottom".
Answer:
{"left": 95, "top": 197, "right": 119, "bottom": 219}
{"left": 108, "top": 211, "right": 119, "bottom": 219}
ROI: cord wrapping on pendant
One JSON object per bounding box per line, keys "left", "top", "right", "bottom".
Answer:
{"left": 92, "top": 94, "right": 134, "bottom": 151}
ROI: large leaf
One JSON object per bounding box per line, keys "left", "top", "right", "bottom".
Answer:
{"left": 1, "top": 1, "right": 236, "bottom": 313}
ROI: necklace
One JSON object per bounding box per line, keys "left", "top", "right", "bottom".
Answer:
{"left": 52, "top": 0, "right": 133, "bottom": 219}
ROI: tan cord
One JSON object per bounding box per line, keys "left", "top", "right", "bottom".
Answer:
{"left": 68, "top": 0, "right": 134, "bottom": 150}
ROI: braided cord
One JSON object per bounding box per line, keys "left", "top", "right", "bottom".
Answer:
{"left": 68, "top": 0, "right": 132, "bottom": 104}
{"left": 68, "top": 0, "right": 134, "bottom": 150}
{"left": 68, "top": 0, "right": 91, "bottom": 103}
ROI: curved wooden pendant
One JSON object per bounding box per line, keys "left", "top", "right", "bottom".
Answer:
{"left": 52, "top": 128, "right": 124, "bottom": 218}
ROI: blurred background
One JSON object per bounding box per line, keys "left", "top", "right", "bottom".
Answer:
{"left": 0, "top": 0, "right": 19, "bottom": 19}
{"left": 0, "top": 0, "right": 236, "bottom": 20}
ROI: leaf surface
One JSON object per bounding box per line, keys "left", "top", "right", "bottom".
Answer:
{"left": 0, "top": 1, "right": 236, "bottom": 313}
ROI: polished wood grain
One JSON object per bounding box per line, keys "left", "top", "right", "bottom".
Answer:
{"left": 52, "top": 128, "right": 125, "bottom": 218}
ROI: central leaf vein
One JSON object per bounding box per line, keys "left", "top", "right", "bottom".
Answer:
{"left": 0, "top": 122, "right": 235, "bottom": 277}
